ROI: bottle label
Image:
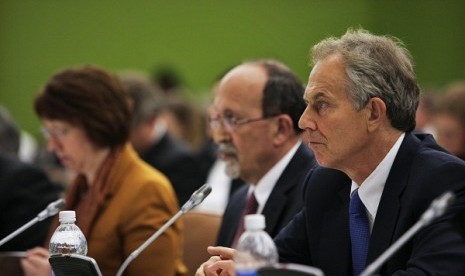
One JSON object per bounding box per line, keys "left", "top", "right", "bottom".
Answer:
{"left": 52, "top": 243, "right": 75, "bottom": 255}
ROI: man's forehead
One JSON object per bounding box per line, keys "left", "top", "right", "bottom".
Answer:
{"left": 210, "top": 94, "right": 260, "bottom": 115}
{"left": 303, "top": 78, "right": 334, "bottom": 100}
{"left": 304, "top": 56, "right": 347, "bottom": 99}
{"left": 213, "top": 84, "right": 264, "bottom": 113}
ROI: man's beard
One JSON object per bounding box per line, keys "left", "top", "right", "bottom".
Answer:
{"left": 218, "top": 142, "right": 240, "bottom": 179}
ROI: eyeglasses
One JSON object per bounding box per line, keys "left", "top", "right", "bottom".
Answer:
{"left": 40, "top": 126, "right": 70, "bottom": 139}
{"left": 208, "top": 114, "right": 279, "bottom": 131}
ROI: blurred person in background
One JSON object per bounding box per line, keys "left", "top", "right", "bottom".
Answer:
{"left": 0, "top": 105, "right": 39, "bottom": 163}
{"left": 0, "top": 153, "right": 63, "bottom": 252}
{"left": 433, "top": 82, "right": 465, "bottom": 160}
{"left": 1, "top": 105, "right": 62, "bottom": 252}
{"left": 21, "top": 66, "right": 186, "bottom": 276}
{"left": 119, "top": 71, "right": 207, "bottom": 205}
{"left": 0, "top": 105, "right": 63, "bottom": 253}
{"left": 0, "top": 105, "right": 71, "bottom": 189}
{"left": 0, "top": 105, "right": 21, "bottom": 158}
{"left": 152, "top": 65, "right": 185, "bottom": 98}
{"left": 415, "top": 91, "right": 439, "bottom": 136}
{"left": 152, "top": 64, "right": 210, "bottom": 152}
{"left": 160, "top": 100, "right": 209, "bottom": 152}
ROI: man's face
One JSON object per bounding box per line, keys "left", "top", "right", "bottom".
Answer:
{"left": 209, "top": 64, "right": 278, "bottom": 183}
{"left": 298, "top": 54, "right": 371, "bottom": 171}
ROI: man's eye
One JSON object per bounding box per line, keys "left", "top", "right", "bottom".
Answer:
{"left": 224, "top": 116, "right": 237, "bottom": 124}
{"left": 314, "top": 101, "right": 328, "bottom": 111}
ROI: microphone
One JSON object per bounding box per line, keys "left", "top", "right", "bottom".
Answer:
{"left": 37, "top": 198, "right": 66, "bottom": 221}
{"left": 0, "top": 198, "right": 65, "bottom": 248}
{"left": 360, "top": 191, "right": 456, "bottom": 276}
{"left": 116, "top": 184, "right": 212, "bottom": 276}
{"left": 180, "top": 183, "right": 213, "bottom": 213}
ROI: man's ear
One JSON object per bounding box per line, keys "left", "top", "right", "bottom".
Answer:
{"left": 273, "top": 115, "right": 293, "bottom": 146}
{"left": 366, "top": 97, "right": 387, "bottom": 132}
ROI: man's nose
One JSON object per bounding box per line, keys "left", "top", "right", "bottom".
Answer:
{"left": 298, "top": 106, "right": 317, "bottom": 131}
{"left": 212, "top": 124, "right": 232, "bottom": 144}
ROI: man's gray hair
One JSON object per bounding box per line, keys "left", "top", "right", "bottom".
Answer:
{"left": 311, "top": 28, "right": 420, "bottom": 132}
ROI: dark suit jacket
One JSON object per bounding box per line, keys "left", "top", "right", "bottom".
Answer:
{"left": 453, "top": 209, "right": 465, "bottom": 240}
{"left": 141, "top": 132, "right": 207, "bottom": 205}
{"left": 275, "top": 133, "right": 465, "bottom": 275}
{"left": 216, "top": 143, "right": 316, "bottom": 247}
{"left": 0, "top": 154, "right": 62, "bottom": 251}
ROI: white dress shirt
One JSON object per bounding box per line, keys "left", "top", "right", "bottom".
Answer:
{"left": 350, "top": 133, "right": 405, "bottom": 231}
{"left": 250, "top": 141, "right": 302, "bottom": 214}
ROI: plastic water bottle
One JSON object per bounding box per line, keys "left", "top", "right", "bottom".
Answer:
{"left": 49, "top": 210, "right": 87, "bottom": 256}
{"left": 234, "top": 214, "right": 278, "bottom": 276}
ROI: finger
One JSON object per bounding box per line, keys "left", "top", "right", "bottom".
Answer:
{"left": 195, "top": 265, "right": 207, "bottom": 276}
{"left": 21, "top": 254, "right": 52, "bottom": 276}
{"left": 195, "top": 256, "right": 221, "bottom": 276}
{"left": 207, "top": 246, "right": 235, "bottom": 260}
{"left": 207, "top": 260, "right": 235, "bottom": 276}
{"left": 26, "top": 247, "right": 49, "bottom": 258}
{"left": 196, "top": 263, "right": 220, "bottom": 276}
{"left": 20, "top": 258, "right": 32, "bottom": 271}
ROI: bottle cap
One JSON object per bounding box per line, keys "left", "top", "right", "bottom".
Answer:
{"left": 59, "top": 210, "right": 76, "bottom": 223}
{"left": 244, "top": 214, "right": 266, "bottom": 231}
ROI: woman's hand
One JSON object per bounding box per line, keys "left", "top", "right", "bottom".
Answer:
{"left": 20, "top": 247, "right": 52, "bottom": 276}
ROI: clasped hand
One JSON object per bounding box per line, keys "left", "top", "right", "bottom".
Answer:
{"left": 195, "top": 246, "right": 236, "bottom": 276}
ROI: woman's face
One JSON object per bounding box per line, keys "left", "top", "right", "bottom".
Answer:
{"left": 41, "top": 119, "right": 98, "bottom": 174}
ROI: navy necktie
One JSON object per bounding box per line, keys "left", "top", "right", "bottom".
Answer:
{"left": 350, "top": 189, "right": 370, "bottom": 276}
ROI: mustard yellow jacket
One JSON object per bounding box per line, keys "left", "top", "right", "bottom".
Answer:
{"left": 87, "top": 144, "right": 186, "bottom": 275}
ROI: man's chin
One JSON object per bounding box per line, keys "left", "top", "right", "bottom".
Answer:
{"left": 225, "top": 161, "right": 240, "bottom": 179}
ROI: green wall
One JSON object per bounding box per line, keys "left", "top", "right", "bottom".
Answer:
{"left": 1, "top": 1, "right": 464, "bottom": 137}
{"left": 370, "top": 1, "right": 465, "bottom": 88}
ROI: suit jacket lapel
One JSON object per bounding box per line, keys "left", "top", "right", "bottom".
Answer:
{"left": 223, "top": 187, "right": 248, "bottom": 246}
{"left": 368, "top": 133, "right": 420, "bottom": 263}
{"left": 317, "top": 176, "right": 352, "bottom": 275}
{"left": 263, "top": 144, "right": 314, "bottom": 234}
{"left": 229, "top": 178, "right": 246, "bottom": 197}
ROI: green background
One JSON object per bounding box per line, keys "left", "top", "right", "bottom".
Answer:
{"left": 1, "top": 1, "right": 464, "bottom": 137}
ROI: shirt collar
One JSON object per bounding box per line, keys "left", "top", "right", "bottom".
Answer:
{"left": 350, "top": 133, "right": 405, "bottom": 229}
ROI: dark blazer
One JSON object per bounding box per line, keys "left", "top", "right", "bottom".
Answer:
{"left": 216, "top": 143, "right": 316, "bottom": 247}
{"left": 0, "top": 154, "right": 62, "bottom": 251}
{"left": 453, "top": 209, "right": 465, "bottom": 240}
{"left": 141, "top": 132, "right": 207, "bottom": 205}
{"left": 275, "top": 133, "right": 465, "bottom": 275}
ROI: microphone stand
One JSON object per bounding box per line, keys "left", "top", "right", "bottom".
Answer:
{"left": 0, "top": 198, "right": 65, "bottom": 248}
{"left": 116, "top": 184, "right": 212, "bottom": 276}
{"left": 360, "top": 191, "right": 455, "bottom": 276}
